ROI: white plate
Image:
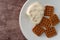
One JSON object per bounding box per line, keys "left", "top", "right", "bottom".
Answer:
{"left": 19, "top": 0, "right": 60, "bottom": 40}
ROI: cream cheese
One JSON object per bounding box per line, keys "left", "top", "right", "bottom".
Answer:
{"left": 26, "top": 2, "right": 44, "bottom": 25}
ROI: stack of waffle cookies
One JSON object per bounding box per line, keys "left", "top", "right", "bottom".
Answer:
{"left": 32, "top": 6, "right": 60, "bottom": 38}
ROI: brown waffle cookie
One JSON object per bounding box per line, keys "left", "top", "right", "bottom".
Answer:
{"left": 39, "top": 17, "right": 51, "bottom": 29}
{"left": 44, "top": 6, "right": 54, "bottom": 16}
{"left": 32, "top": 25, "right": 45, "bottom": 36}
{"left": 49, "top": 14, "right": 59, "bottom": 26}
{"left": 45, "top": 27, "right": 57, "bottom": 38}
{"left": 44, "top": 18, "right": 52, "bottom": 29}
{"left": 39, "top": 17, "right": 47, "bottom": 26}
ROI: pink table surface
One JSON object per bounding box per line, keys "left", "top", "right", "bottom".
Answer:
{"left": 0, "top": 0, "right": 27, "bottom": 40}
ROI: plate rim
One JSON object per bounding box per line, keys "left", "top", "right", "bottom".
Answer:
{"left": 19, "top": 0, "right": 29, "bottom": 39}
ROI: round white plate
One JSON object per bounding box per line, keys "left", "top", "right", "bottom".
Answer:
{"left": 19, "top": 0, "right": 60, "bottom": 40}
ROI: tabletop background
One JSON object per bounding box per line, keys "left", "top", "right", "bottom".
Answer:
{"left": 0, "top": 0, "right": 27, "bottom": 40}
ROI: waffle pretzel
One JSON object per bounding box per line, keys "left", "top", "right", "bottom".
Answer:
{"left": 49, "top": 14, "right": 59, "bottom": 26}
{"left": 44, "top": 18, "right": 52, "bottom": 29}
{"left": 39, "top": 17, "right": 47, "bottom": 26}
{"left": 44, "top": 6, "right": 54, "bottom": 16}
{"left": 32, "top": 24, "right": 45, "bottom": 36}
{"left": 39, "top": 17, "right": 51, "bottom": 29}
{"left": 45, "top": 27, "right": 57, "bottom": 38}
